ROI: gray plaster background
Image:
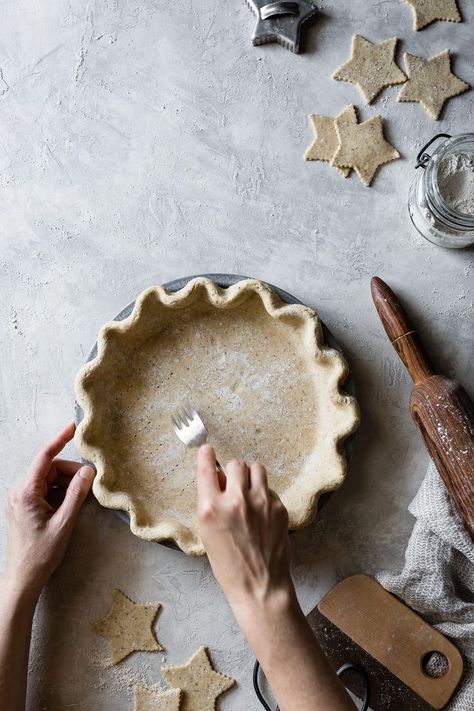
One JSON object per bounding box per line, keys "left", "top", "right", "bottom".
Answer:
{"left": 0, "top": 0, "right": 473, "bottom": 709}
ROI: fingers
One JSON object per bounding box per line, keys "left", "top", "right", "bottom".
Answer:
{"left": 53, "top": 475, "right": 80, "bottom": 489}
{"left": 41, "top": 422, "right": 76, "bottom": 459}
{"left": 225, "top": 459, "right": 250, "bottom": 495}
{"left": 196, "top": 445, "right": 220, "bottom": 502}
{"left": 249, "top": 461, "right": 268, "bottom": 491}
{"left": 198, "top": 450, "right": 268, "bottom": 510}
{"left": 269, "top": 489, "right": 289, "bottom": 524}
{"left": 54, "top": 465, "right": 95, "bottom": 529}
{"left": 28, "top": 422, "right": 76, "bottom": 484}
{"left": 47, "top": 458, "right": 85, "bottom": 483}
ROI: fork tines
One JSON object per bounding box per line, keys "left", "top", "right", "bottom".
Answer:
{"left": 172, "top": 403, "right": 196, "bottom": 430}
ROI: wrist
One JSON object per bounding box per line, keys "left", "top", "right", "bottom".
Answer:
{"left": 231, "top": 586, "right": 314, "bottom": 674}
{"left": 1, "top": 571, "right": 42, "bottom": 608}
{"left": 230, "top": 581, "right": 300, "bottom": 632}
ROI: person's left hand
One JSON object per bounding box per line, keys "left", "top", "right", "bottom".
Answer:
{"left": 3, "top": 422, "right": 95, "bottom": 599}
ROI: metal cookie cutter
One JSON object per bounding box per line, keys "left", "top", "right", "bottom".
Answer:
{"left": 246, "top": 0, "right": 318, "bottom": 53}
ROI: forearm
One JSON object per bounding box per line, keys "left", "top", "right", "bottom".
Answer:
{"left": 234, "top": 590, "right": 355, "bottom": 711}
{"left": 0, "top": 578, "right": 39, "bottom": 711}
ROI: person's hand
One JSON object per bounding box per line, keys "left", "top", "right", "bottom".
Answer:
{"left": 196, "top": 445, "right": 295, "bottom": 621}
{"left": 3, "top": 422, "right": 95, "bottom": 600}
{"left": 196, "top": 446, "right": 357, "bottom": 711}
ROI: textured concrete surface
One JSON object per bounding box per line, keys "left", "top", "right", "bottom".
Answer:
{"left": 0, "top": 1, "right": 472, "bottom": 709}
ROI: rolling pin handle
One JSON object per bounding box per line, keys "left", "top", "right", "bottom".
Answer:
{"left": 370, "top": 277, "right": 435, "bottom": 385}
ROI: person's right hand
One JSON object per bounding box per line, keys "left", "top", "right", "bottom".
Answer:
{"left": 196, "top": 445, "right": 295, "bottom": 619}
{"left": 196, "top": 445, "right": 357, "bottom": 711}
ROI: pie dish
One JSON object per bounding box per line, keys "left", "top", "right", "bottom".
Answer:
{"left": 74, "top": 277, "right": 360, "bottom": 555}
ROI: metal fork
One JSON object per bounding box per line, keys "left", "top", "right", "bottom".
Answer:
{"left": 171, "top": 403, "right": 225, "bottom": 475}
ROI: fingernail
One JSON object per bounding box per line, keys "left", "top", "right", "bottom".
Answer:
{"left": 200, "top": 444, "right": 213, "bottom": 455}
{"left": 78, "top": 466, "right": 95, "bottom": 482}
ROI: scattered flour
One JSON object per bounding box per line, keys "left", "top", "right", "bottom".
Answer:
{"left": 438, "top": 152, "right": 474, "bottom": 216}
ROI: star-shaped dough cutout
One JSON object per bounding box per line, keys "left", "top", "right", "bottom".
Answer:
{"left": 91, "top": 589, "right": 163, "bottom": 664}
{"left": 397, "top": 50, "right": 469, "bottom": 120}
{"left": 304, "top": 106, "right": 358, "bottom": 177}
{"left": 332, "top": 106, "right": 400, "bottom": 187}
{"left": 246, "top": 0, "right": 318, "bottom": 54}
{"left": 162, "top": 646, "right": 235, "bottom": 711}
{"left": 332, "top": 35, "right": 406, "bottom": 104}
{"left": 404, "top": 0, "right": 461, "bottom": 30}
{"left": 134, "top": 686, "right": 182, "bottom": 711}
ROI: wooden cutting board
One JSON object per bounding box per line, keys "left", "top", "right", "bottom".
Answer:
{"left": 307, "top": 575, "right": 463, "bottom": 710}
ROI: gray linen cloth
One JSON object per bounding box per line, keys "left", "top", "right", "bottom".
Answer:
{"left": 376, "top": 462, "right": 474, "bottom": 710}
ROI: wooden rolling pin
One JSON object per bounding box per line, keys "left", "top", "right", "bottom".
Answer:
{"left": 371, "top": 276, "right": 474, "bottom": 540}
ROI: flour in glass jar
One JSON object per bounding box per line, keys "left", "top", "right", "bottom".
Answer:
{"left": 438, "top": 153, "right": 474, "bottom": 216}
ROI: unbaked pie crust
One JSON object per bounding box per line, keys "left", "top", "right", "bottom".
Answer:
{"left": 75, "top": 278, "right": 360, "bottom": 555}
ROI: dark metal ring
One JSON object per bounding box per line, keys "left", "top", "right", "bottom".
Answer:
{"left": 337, "top": 662, "right": 371, "bottom": 711}
{"left": 260, "top": 2, "right": 300, "bottom": 20}
{"left": 253, "top": 659, "right": 371, "bottom": 711}
{"left": 253, "top": 661, "right": 279, "bottom": 711}
{"left": 415, "top": 133, "right": 452, "bottom": 169}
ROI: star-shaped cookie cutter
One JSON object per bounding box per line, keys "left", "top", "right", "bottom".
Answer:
{"left": 246, "top": 0, "right": 318, "bottom": 54}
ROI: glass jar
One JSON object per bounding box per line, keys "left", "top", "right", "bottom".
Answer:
{"left": 408, "top": 133, "right": 474, "bottom": 249}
